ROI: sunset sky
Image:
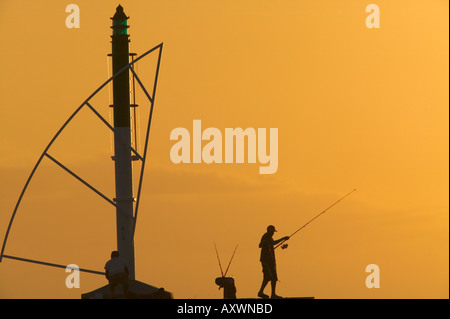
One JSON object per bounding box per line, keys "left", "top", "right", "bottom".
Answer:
{"left": 0, "top": 0, "right": 448, "bottom": 299}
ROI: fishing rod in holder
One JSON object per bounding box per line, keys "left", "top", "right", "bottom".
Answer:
{"left": 214, "top": 243, "right": 239, "bottom": 299}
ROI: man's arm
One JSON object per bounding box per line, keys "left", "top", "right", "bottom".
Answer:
{"left": 273, "top": 236, "right": 290, "bottom": 245}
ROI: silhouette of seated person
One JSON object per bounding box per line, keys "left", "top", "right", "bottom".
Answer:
{"left": 104, "top": 251, "right": 129, "bottom": 298}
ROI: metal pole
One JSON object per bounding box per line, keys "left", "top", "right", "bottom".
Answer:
{"left": 111, "top": 5, "right": 135, "bottom": 280}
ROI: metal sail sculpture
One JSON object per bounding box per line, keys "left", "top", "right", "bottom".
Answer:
{"left": 0, "top": 6, "right": 170, "bottom": 298}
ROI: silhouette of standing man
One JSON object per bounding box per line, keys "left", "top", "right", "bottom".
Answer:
{"left": 258, "top": 225, "right": 289, "bottom": 299}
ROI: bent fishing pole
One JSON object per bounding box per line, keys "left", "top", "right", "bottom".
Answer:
{"left": 275, "top": 189, "right": 357, "bottom": 250}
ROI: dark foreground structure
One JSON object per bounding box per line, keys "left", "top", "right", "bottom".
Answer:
{"left": 82, "top": 280, "right": 172, "bottom": 299}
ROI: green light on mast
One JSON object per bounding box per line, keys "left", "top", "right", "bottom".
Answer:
{"left": 111, "top": 5, "right": 129, "bottom": 35}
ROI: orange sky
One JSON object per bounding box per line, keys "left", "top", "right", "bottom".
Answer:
{"left": 0, "top": 0, "right": 448, "bottom": 299}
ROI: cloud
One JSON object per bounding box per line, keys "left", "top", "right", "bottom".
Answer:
{"left": 141, "top": 161, "right": 290, "bottom": 196}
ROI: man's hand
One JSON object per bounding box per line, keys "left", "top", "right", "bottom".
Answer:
{"left": 282, "top": 236, "right": 290, "bottom": 241}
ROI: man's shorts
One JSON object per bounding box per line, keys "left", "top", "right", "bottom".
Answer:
{"left": 261, "top": 262, "right": 278, "bottom": 281}
{"left": 108, "top": 272, "right": 129, "bottom": 289}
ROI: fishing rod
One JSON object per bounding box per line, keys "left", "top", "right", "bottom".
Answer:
{"left": 214, "top": 242, "right": 224, "bottom": 277}
{"left": 275, "top": 189, "right": 357, "bottom": 250}
{"left": 214, "top": 243, "right": 239, "bottom": 277}
{"left": 214, "top": 243, "right": 239, "bottom": 299}
{"left": 223, "top": 244, "right": 238, "bottom": 277}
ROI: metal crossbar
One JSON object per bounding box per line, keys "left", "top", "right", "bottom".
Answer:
{"left": 131, "top": 43, "right": 163, "bottom": 238}
{"left": 44, "top": 153, "right": 117, "bottom": 207}
{"left": 85, "top": 102, "right": 143, "bottom": 161}
{"left": 2, "top": 255, "right": 105, "bottom": 275}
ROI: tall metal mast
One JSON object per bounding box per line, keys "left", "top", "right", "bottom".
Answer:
{"left": 0, "top": 4, "right": 169, "bottom": 298}
{"left": 111, "top": 5, "right": 135, "bottom": 280}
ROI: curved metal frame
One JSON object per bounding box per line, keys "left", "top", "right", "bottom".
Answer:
{"left": 0, "top": 43, "right": 163, "bottom": 275}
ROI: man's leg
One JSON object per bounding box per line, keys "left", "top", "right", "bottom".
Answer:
{"left": 122, "top": 275, "right": 129, "bottom": 296}
{"left": 109, "top": 281, "right": 117, "bottom": 298}
{"left": 258, "top": 264, "right": 270, "bottom": 299}
{"left": 270, "top": 265, "right": 282, "bottom": 298}
{"left": 259, "top": 278, "right": 269, "bottom": 293}
{"left": 270, "top": 281, "right": 283, "bottom": 298}
{"left": 115, "top": 273, "right": 129, "bottom": 297}
{"left": 258, "top": 278, "right": 270, "bottom": 298}
{"left": 271, "top": 280, "right": 282, "bottom": 298}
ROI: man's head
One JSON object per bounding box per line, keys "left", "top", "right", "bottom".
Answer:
{"left": 111, "top": 251, "right": 120, "bottom": 258}
{"left": 267, "top": 225, "right": 277, "bottom": 235}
